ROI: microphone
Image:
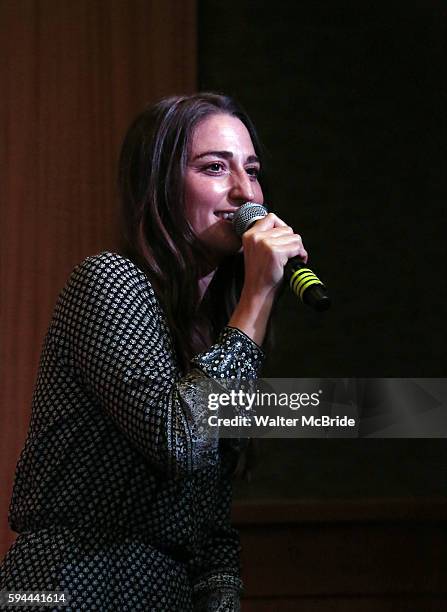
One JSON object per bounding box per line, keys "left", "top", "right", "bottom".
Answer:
{"left": 233, "top": 202, "right": 331, "bottom": 312}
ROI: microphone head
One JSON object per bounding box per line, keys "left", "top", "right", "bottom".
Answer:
{"left": 233, "top": 202, "right": 268, "bottom": 236}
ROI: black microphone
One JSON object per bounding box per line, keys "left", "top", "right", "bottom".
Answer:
{"left": 233, "top": 202, "right": 331, "bottom": 312}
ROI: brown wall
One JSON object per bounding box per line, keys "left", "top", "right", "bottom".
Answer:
{"left": 0, "top": 0, "right": 197, "bottom": 557}
{"left": 235, "top": 500, "right": 447, "bottom": 611}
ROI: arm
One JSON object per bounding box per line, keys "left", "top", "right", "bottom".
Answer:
{"left": 227, "top": 212, "right": 307, "bottom": 346}
{"left": 191, "top": 453, "right": 243, "bottom": 612}
{"left": 190, "top": 213, "right": 308, "bottom": 610}
{"left": 51, "top": 252, "right": 264, "bottom": 478}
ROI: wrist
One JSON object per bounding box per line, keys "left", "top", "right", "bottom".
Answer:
{"left": 239, "top": 285, "right": 277, "bottom": 307}
{"left": 227, "top": 288, "right": 275, "bottom": 347}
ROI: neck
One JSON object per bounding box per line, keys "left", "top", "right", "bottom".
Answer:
{"left": 198, "top": 268, "right": 216, "bottom": 302}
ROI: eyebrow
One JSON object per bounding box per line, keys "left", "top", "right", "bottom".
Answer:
{"left": 192, "top": 150, "right": 260, "bottom": 164}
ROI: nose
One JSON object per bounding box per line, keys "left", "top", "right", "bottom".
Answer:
{"left": 228, "top": 169, "right": 255, "bottom": 205}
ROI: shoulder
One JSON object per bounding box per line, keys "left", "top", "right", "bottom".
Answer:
{"left": 71, "top": 251, "right": 152, "bottom": 291}
{"left": 73, "top": 251, "right": 147, "bottom": 283}
{"left": 60, "top": 251, "right": 160, "bottom": 312}
{"left": 48, "top": 252, "right": 176, "bottom": 370}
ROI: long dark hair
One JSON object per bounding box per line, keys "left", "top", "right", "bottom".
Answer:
{"left": 118, "top": 93, "right": 267, "bottom": 372}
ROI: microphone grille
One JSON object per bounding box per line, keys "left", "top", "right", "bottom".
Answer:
{"left": 233, "top": 202, "right": 268, "bottom": 236}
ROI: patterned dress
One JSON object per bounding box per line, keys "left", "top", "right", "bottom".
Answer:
{"left": 0, "top": 252, "right": 265, "bottom": 611}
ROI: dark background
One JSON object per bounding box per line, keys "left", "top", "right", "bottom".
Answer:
{"left": 199, "top": 0, "right": 446, "bottom": 500}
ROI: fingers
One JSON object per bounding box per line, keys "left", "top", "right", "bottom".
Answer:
{"left": 246, "top": 214, "right": 299, "bottom": 245}
{"left": 259, "top": 226, "right": 294, "bottom": 238}
{"left": 247, "top": 212, "right": 288, "bottom": 231}
{"left": 267, "top": 236, "right": 308, "bottom": 263}
{"left": 243, "top": 214, "right": 308, "bottom": 262}
{"left": 240, "top": 211, "right": 309, "bottom": 297}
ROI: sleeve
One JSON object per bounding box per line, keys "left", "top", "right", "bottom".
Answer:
{"left": 51, "top": 253, "right": 265, "bottom": 478}
{"left": 191, "top": 457, "right": 244, "bottom": 612}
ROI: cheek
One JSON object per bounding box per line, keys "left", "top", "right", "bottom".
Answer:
{"left": 186, "top": 180, "right": 226, "bottom": 220}
{"left": 184, "top": 186, "right": 217, "bottom": 234}
{"left": 254, "top": 183, "right": 264, "bottom": 204}
{"left": 184, "top": 183, "right": 206, "bottom": 225}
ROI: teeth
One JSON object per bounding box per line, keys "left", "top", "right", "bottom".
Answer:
{"left": 222, "top": 212, "right": 235, "bottom": 220}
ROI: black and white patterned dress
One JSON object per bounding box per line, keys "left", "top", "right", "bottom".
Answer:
{"left": 0, "top": 252, "right": 265, "bottom": 611}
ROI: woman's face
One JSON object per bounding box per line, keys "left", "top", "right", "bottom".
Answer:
{"left": 184, "top": 113, "right": 264, "bottom": 266}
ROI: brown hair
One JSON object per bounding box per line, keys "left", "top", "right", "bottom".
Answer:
{"left": 118, "top": 93, "right": 267, "bottom": 371}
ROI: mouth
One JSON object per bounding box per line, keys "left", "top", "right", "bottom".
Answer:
{"left": 214, "top": 211, "right": 236, "bottom": 221}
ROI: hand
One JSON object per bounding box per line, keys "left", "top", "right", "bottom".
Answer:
{"left": 227, "top": 213, "right": 308, "bottom": 347}
{"left": 193, "top": 587, "right": 240, "bottom": 612}
{"left": 241, "top": 212, "right": 307, "bottom": 300}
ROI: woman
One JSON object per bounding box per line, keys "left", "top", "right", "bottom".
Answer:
{"left": 0, "top": 93, "right": 306, "bottom": 611}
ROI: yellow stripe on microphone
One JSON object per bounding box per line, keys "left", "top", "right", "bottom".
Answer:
{"left": 290, "top": 268, "right": 323, "bottom": 300}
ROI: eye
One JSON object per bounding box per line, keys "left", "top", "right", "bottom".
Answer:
{"left": 204, "top": 162, "right": 226, "bottom": 173}
{"left": 246, "top": 166, "right": 260, "bottom": 179}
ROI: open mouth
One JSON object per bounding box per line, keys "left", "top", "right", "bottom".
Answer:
{"left": 214, "top": 211, "right": 235, "bottom": 221}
